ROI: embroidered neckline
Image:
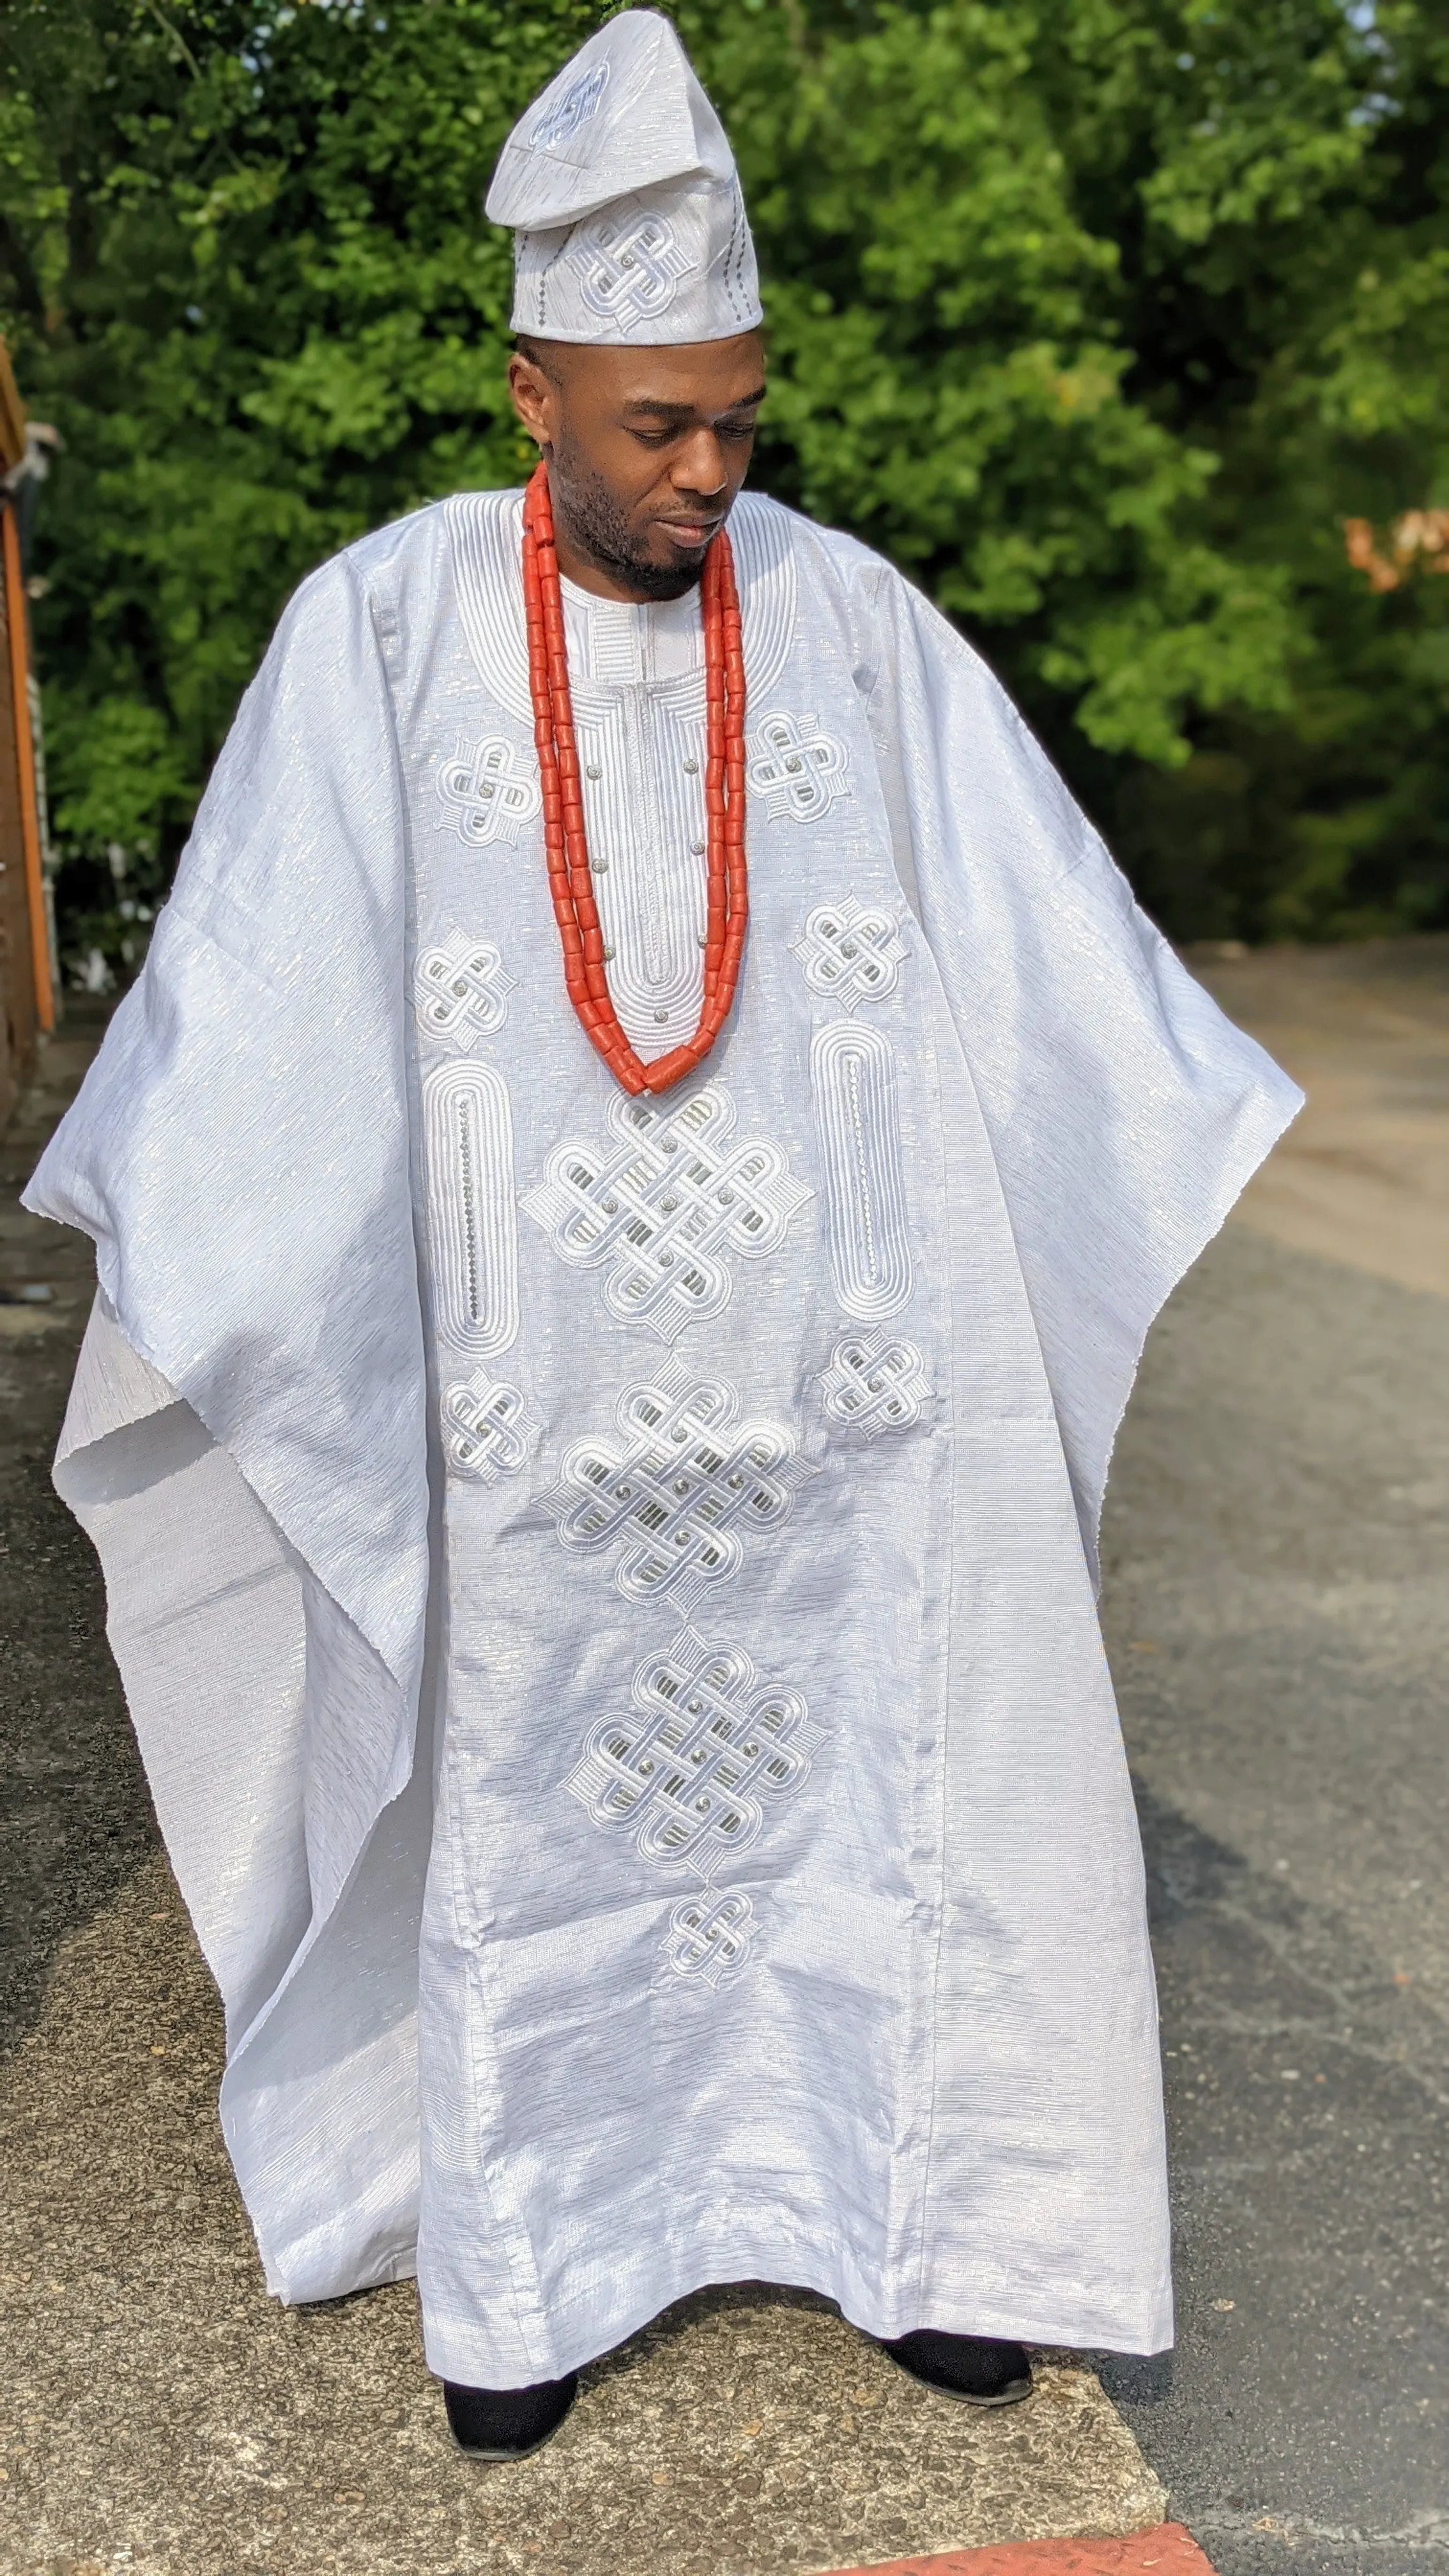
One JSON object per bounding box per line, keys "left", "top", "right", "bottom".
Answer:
{"left": 445, "top": 486, "right": 799, "bottom": 727}
{"left": 557, "top": 572, "right": 703, "bottom": 689}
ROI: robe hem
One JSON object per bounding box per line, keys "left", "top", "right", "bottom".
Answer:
{"left": 417, "top": 2232, "right": 1173, "bottom": 2385}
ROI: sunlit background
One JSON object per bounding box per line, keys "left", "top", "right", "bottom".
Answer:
{"left": 3, "top": 0, "right": 1447, "bottom": 983}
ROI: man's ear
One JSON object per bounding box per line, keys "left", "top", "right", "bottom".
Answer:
{"left": 507, "top": 349, "right": 556, "bottom": 454}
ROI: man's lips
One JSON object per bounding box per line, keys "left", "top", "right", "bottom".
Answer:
{"left": 656, "top": 516, "right": 724, "bottom": 548}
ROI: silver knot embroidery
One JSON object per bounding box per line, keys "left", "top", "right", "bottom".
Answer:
{"left": 567, "top": 1628, "right": 822, "bottom": 1882}
{"left": 436, "top": 735, "right": 541, "bottom": 848}
{"left": 576, "top": 204, "right": 693, "bottom": 326}
{"left": 663, "top": 1890, "right": 755, "bottom": 1989}
{"left": 414, "top": 930, "right": 516, "bottom": 1050}
{"left": 441, "top": 1371, "right": 539, "bottom": 1484}
{"left": 539, "top": 1358, "right": 816, "bottom": 1616}
{"left": 747, "top": 710, "right": 849, "bottom": 825}
{"left": 567, "top": 1626, "right": 824, "bottom": 1991}
{"left": 522, "top": 1085, "right": 811, "bottom": 1343}
{"left": 820, "top": 1331, "right": 931, "bottom": 1439}
{"left": 793, "top": 895, "right": 908, "bottom": 1009}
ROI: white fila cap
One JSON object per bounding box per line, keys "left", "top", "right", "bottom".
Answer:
{"left": 486, "top": 12, "right": 762, "bottom": 346}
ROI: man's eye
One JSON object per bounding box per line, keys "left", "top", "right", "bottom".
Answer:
{"left": 628, "top": 418, "right": 760, "bottom": 448}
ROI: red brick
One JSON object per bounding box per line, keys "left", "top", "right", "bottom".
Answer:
{"left": 816, "top": 2521, "right": 1218, "bottom": 2576}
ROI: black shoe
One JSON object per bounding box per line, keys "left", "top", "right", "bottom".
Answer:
{"left": 878, "top": 2329, "right": 1033, "bottom": 2406}
{"left": 443, "top": 2372, "right": 579, "bottom": 2459}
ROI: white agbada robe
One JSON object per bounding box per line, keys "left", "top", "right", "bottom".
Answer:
{"left": 26, "top": 488, "right": 1300, "bottom": 2383}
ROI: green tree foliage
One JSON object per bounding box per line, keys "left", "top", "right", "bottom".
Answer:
{"left": 2, "top": 0, "right": 1447, "bottom": 972}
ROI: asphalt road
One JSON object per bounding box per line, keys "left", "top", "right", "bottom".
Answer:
{"left": 1100, "top": 942, "right": 1449, "bottom": 2576}
{"left": 1, "top": 946, "right": 1446, "bottom": 2574}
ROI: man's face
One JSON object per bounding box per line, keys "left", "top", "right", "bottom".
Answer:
{"left": 507, "top": 332, "right": 766, "bottom": 602}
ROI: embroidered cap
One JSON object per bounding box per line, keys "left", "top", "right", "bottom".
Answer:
{"left": 485, "top": 11, "right": 762, "bottom": 347}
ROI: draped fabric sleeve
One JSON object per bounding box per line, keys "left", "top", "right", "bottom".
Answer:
{"left": 26, "top": 551, "right": 428, "bottom": 1696}
{"left": 859, "top": 558, "right": 1303, "bottom": 1579}
{"left": 22, "top": 551, "right": 432, "bottom": 2303}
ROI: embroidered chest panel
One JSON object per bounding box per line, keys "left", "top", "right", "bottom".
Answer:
{"left": 406, "top": 491, "right": 945, "bottom": 1992}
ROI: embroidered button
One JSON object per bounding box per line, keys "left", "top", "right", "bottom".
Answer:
{"left": 682, "top": 756, "right": 698, "bottom": 774}
{"left": 654, "top": 1008, "right": 669, "bottom": 1022}
{"left": 586, "top": 763, "right": 602, "bottom": 779}
{"left": 691, "top": 838, "right": 705, "bottom": 855}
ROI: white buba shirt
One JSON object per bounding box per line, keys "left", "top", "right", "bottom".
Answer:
{"left": 26, "top": 490, "right": 1300, "bottom": 2383}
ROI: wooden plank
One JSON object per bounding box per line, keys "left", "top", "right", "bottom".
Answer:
{"left": 0, "top": 339, "right": 25, "bottom": 475}
{"left": 1, "top": 497, "right": 54, "bottom": 1031}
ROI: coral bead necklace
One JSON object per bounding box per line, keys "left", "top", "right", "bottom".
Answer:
{"left": 521, "top": 459, "right": 747, "bottom": 1097}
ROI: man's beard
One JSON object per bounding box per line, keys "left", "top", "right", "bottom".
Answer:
{"left": 548, "top": 439, "right": 709, "bottom": 602}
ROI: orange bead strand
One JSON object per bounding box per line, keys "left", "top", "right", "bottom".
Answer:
{"left": 521, "top": 461, "right": 747, "bottom": 1096}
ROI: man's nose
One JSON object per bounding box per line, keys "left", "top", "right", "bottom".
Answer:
{"left": 670, "top": 430, "right": 729, "bottom": 500}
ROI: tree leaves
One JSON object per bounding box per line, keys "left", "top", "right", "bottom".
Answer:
{"left": 3, "top": 0, "right": 1448, "bottom": 965}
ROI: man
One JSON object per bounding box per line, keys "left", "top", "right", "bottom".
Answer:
{"left": 27, "top": 12, "right": 1300, "bottom": 2465}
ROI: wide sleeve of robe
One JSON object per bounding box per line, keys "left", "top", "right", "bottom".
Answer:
{"left": 23, "top": 548, "right": 433, "bottom": 2304}
{"left": 848, "top": 546, "right": 1303, "bottom": 1575}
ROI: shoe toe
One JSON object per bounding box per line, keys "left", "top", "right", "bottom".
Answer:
{"left": 878, "top": 2329, "right": 1034, "bottom": 2406}
{"left": 444, "top": 2372, "right": 579, "bottom": 2458}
